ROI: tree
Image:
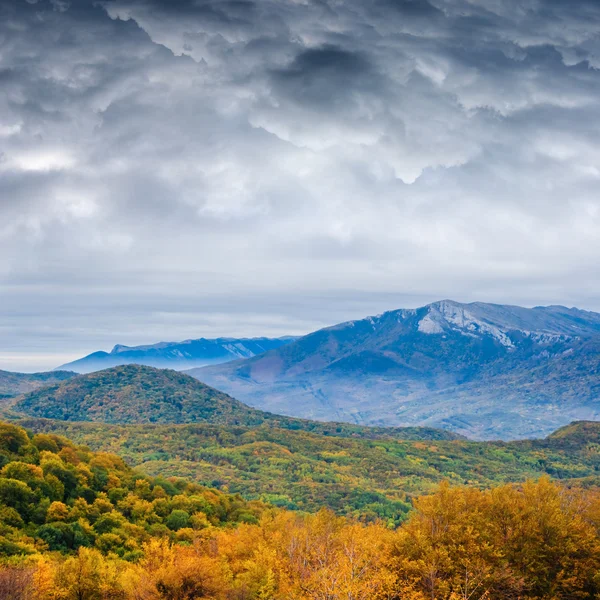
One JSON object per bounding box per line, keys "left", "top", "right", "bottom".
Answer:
{"left": 166, "top": 510, "right": 190, "bottom": 531}
{"left": 54, "top": 547, "right": 126, "bottom": 600}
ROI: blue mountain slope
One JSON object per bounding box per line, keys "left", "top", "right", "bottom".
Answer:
{"left": 189, "top": 301, "right": 600, "bottom": 440}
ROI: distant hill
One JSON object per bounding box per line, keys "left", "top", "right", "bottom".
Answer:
{"left": 545, "top": 420, "right": 600, "bottom": 447}
{"left": 57, "top": 336, "right": 298, "bottom": 373}
{"left": 190, "top": 300, "right": 600, "bottom": 440}
{"left": 12, "top": 364, "right": 461, "bottom": 441}
{"left": 0, "top": 369, "right": 76, "bottom": 399}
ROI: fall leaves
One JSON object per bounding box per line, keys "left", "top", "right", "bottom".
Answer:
{"left": 391, "top": 479, "right": 600, "bottom": 599}
{"left": 1, "top": 478, "right": 600, "bottom": 600}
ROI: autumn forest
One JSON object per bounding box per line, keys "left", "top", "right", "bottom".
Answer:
{"left": 0, "top": 420, "right": 597, "bottom": 600}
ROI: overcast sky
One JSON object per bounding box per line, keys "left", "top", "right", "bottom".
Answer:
{"left": 2, "top": 0, "right": 600, "bottom": 371}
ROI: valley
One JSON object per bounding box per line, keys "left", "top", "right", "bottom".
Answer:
{"left": 11, "top": 416, "right": 600, "bottom": 522}
{"left": 0, "top": 419, "right": 598, "bottom": 600}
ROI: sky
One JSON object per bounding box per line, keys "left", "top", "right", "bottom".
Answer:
{"left": 2, "top": 0, "right": 600, "bottom": 371}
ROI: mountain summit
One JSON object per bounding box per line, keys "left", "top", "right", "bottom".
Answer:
{"left": 190, "top": 300, "right": 600, "bottom": 440}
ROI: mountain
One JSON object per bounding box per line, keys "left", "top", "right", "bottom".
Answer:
{"left": 190, "top": 300, "right": 600, "bottom": 440}
{"left": 0, "top": 369, "right": 76, "bottom": 400}
{"left": 57, "top": 336, "right": 298, "bottom": 373}
{"left": 11, "top": 364, "right": 460, "bottom": 440}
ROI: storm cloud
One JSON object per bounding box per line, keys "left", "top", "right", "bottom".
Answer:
{"left": 1, "top": 0, "right": 600, "bottom": 370}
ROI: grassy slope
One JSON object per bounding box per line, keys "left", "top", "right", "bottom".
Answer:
{"left": 14, "top": 418, "right": 600, "bottom": 524}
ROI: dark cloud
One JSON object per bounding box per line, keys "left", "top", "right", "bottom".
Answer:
{"left": 1, "top": 0, "right": 600, "bottom": 370}
{"left": 378, "top": 0, "right": 442, "bottom": 18}
{"left": 280, "top": 45, "right": 370, "bottom": 76}
{"left": 270, "top": 45, "right": 380, "bottom": 107}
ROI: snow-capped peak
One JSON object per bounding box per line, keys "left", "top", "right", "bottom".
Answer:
{"left": 418, "top": 301, "right": 515, "bottom": 347}
{"left": 417, "top": 313, "right": 445, "bottom": 334}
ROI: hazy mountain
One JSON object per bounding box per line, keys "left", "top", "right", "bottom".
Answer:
{"left": 189, "top": 300, "right": 600, "bottom": 440}
{"left": 57, "top": 336, "right": 298, "bottom": 373}
{"left": 0, "top": 369, "right": 76, "bottom": 400}
{"left": 12, "top": 364, "right": 461, "bottom": 440}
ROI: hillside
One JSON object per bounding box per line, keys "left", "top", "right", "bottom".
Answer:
{"left": 191, "top": 300, "right": 600, "bottom": 440}
{"left": 15, "top": 417, "right": 600, "bottom": 521}
{"left": 11, "top": 364, "right": 460, "bottom": 441}
{"left": 0, "top": 369, "right": 75, "bottom": 400}
{"left": 58, "top": 336, "right": 297, "bottom": 373}
{"left": 0, "top": 420, "right": 267, "bottom": 558}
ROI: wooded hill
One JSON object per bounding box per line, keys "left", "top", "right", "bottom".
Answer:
{"left": 10, "top": 364, "right": 461, "bottom": 441}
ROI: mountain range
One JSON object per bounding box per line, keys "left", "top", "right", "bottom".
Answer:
{"left": 57, "top": 336, "right": 297, "bottom": 373}
{"left": 2, "top": 339, "right": 599, "bottom": 516}
{"left": 189, "top": 300, "right": 600, "bottom": 440}
{"left": 34, "top": 299, "right": 600, "bottom": 440}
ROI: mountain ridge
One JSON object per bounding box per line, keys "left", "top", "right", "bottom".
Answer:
{"left": 57, "top": 336, "right": 298, "bottom": 373}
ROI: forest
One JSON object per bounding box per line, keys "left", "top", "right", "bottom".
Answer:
{"left": 11, "top": 417, "right": 600, "bottom": 524}
{"left": 0, "top": 420, "right": 599, "bottom": 599}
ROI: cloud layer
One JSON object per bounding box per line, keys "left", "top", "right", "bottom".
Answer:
{"left": 2, "top": 0, "right": 600, "bottom": 370}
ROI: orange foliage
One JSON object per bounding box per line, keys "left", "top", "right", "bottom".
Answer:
{"left": 2, "top": 479, "right": 600, "bottom": 600}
